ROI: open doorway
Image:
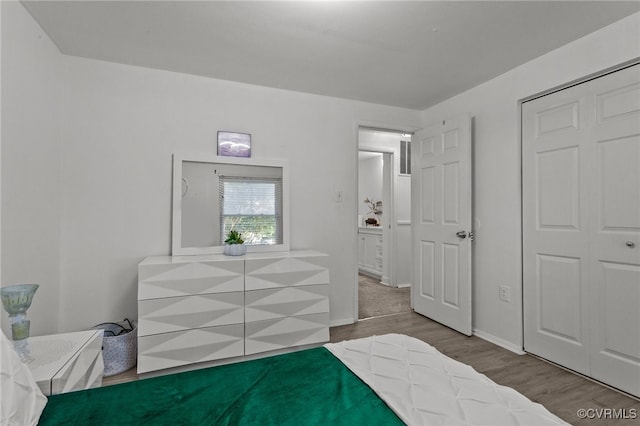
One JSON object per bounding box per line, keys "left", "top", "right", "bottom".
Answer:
{"left": 357, "top": 128, "right": 412, "bottom": 319}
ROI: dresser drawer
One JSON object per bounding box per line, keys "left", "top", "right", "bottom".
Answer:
{"left": 138, "top": 324, "right": 244, "bottom": 374}
{"left": 138, "top": 292, "right": 244, "bottom": 337}
{"left": 28, "top": 330, "right": 104, "bottom": 396}
{"left": 245, "top": 284, "right": 329, "bottom": 322}
{"left": 138, "top": 259, "right": 244, "bottom": 300}
{"left": 245, "top": 312, "right": 330, "bottom": 355}
{"left": 245, "top": 255, "right": 329, "bottom": 291}
{"left": 51, "top": 331, "right": 104, "bottom": 395}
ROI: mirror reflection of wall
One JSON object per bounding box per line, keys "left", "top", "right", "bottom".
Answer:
{"left": 181, "top": 161, "right": 220, "bottom": 247}
{"left": 358, "top": 151, "right": 383, "bottom": 227}
{"left": 180, "top": 161, "right": 283, "bottom": 250}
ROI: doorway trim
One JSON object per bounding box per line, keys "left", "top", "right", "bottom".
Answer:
{"left": 359, "top": 148, "right": 394, "bottom": 288}
{"left": 353, "top": 120, "right": 420, "bottom": 323}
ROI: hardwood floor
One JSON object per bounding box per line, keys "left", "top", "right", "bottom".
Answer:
{"left": 331, "top": 311, "right": 640, "bottom": 426}
{"left": 101, "top": 367, "right": 139, "bottom": 387}
{"left": 105, "top": 311, "right": 639, "bottom": 425}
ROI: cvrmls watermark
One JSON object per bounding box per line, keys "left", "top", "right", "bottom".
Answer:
{"left": 576, "top": 408, "right": 637, "bottom": 420}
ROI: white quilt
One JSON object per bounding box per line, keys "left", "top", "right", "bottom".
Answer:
{"left": 325, "top": 334, "right": 568, "bottom": 426}
{"left": 0, "top": 332, "right": 47, "bottom": 426}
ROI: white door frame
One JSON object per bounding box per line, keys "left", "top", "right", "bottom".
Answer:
{"left": 359, "top": 147, "right": 394, "bottom": 288}
{"left": 353, "top": 121, "right": 420, "bottom": 323}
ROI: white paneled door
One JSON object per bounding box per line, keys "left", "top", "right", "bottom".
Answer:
{"left": 523, "top": 64, "right": 640, "bottom": 397}
{"left": 412, "top": 115, "right": 472, "bottom": 336}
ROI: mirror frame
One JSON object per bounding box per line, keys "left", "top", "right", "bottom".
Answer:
{"left": 172, "top": 154, "right": 290, "bottom": 256}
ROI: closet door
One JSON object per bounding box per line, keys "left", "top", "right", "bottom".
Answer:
{"left": 587, "top": 65, "right": 640, "bottom": 396}
{"left": 522, "top": 80, "right": 591, "bottom": 376}
{"left": 523, "top": 64, "right": 640, "bottom": 397}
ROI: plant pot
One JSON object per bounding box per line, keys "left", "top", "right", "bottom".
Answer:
{"left": 224, "top": 244, "right": 247, "bottom": 256}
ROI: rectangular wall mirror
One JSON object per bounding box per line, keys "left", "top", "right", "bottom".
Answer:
{"left": 172, "top": 155, "right": 289, "bottom": 255}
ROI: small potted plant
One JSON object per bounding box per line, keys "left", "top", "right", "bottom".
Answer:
{"left": 363, "top": 197, "right": 382, "bottom": 226}
{"left": 223, "top": 230, "right": 247, "bottom": 256}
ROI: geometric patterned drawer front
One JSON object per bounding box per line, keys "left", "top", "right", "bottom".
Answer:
{"left": 137, "top": 324, "right": 244, "bottom": 374}
{"left": 245, "top": 313, "right": 330, "bottom": 355}
{"left": 138, "top": 292, "right": 244, "bottom": 337}
{"left": 245, "top": 285, "right": 329, "bottom": 322}
{"left": 51, "top": 331, "right": 104, "bottom": 395}
{"left": 138, "top": 260, "right": 244, "bottom": 300}
{"left": 27, "top": 330, "right": 105, "bottom": 396}
{"left": 245, "top": 255, "right": 329, "bottom": 291}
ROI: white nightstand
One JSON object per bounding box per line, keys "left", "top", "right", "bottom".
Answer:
{"left": 25, "top": 330, "right": 104, "bottom": 396}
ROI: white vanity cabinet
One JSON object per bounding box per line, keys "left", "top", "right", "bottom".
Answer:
{"left": 137, "top": 251, "right": 329, "bottom": 374}
{"left": 358, "top": 227, "right": 383, "bottom": 277}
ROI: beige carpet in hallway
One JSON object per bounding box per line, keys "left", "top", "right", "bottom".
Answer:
{"left": 358, "top": 273, "right": 411, "bottom": 319}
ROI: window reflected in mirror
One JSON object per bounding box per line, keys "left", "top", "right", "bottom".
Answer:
{"left": 218, "top": 176, "right": 283, "bottom": 245}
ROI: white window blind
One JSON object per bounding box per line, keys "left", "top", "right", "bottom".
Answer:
{"left": 219, "top": 176, "right": 283, "bottom": 246}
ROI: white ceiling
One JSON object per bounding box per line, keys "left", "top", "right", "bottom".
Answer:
{"left": 22, "top": 1, "right": 640, "bottom": 110}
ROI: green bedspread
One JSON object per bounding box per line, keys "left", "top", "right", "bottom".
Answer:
{"left": 39, "top": 347, "right": 404, "bottom": 425}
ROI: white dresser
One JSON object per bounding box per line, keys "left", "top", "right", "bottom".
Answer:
{"left": 137, "top": 250, "right": 329, "bottom": 374}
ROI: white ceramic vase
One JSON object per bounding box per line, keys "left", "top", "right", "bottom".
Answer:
{"left": 224, "top": 244, "right": 247, "bottom": 256}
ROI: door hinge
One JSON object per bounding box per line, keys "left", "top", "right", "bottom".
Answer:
{"left": 469, "top": 231, "right": 475, "bottom": 241}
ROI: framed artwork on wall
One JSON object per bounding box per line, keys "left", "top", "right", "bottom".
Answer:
{"left": 217, "top": 131, "right": 251, "bottom": 158}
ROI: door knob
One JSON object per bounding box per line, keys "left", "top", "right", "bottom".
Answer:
{"left": 456, "top": 231, "right": 467, "bottom": 239}
{"left": 626, "top": 241, "right": 636, "bottom": 248}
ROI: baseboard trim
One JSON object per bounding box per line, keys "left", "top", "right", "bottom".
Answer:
{"left": 330, "top": 317, "right": 355, "bottom": 327}
{"left": 358, "top": 269, "right": 382, "bottom": 280}
{"left": 396, "top": 283, "right": 411, "bottom": 288}
{"left": 473, "top": 329, "right": 525, "bottom": 355}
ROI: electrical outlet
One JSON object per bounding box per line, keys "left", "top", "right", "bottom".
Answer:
{"left": 499, "top": 285, "right": 511, "bottom": 302}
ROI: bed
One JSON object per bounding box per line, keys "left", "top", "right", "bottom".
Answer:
{"left": 2, "top": 333, "right": 567, "bottom": 425}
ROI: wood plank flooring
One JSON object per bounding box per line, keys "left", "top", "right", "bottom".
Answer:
{"left": 331, "top": 311, "right": 640, "bottom": 426}
{"left": 105, "top": 311, "right": 639, "bottom": 425}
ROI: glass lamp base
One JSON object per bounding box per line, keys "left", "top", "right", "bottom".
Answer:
{"left": 13, "top": 338, "right": 34, "bottom": 363}
{"left": 8, "top": 314, "right": 33, "bottom": 363}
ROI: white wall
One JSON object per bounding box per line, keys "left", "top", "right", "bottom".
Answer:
{"left": 358, "top": 154, "right": 383, "bottom": 221}
{"left": 53, "top": 54, "right": 419, "bottom": 330}
{"left": 1, "top": 2, "right": 63, "bottom": 337}
{"left": 421, "top": 13, "right": 640, "bottom": 349}
{"left": 0, "top": 0, "right": 3, "bottom": 333}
